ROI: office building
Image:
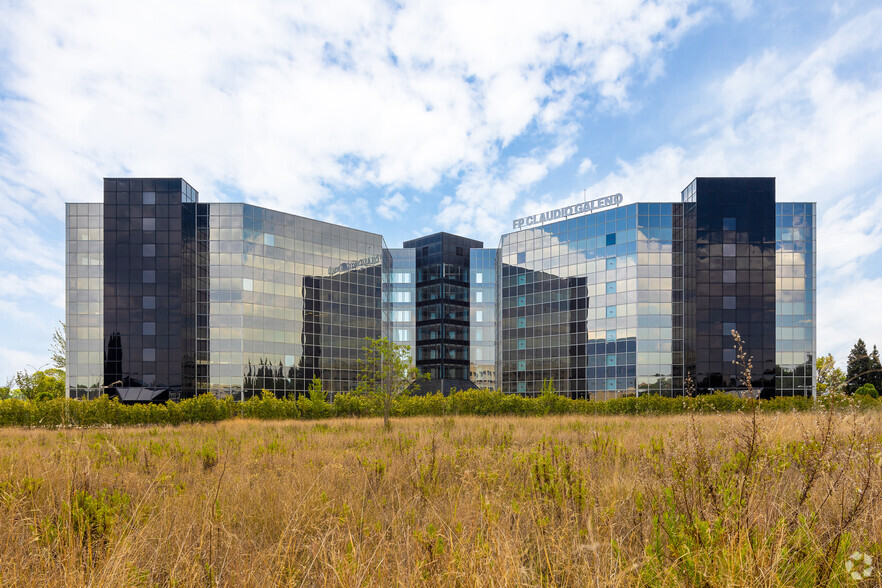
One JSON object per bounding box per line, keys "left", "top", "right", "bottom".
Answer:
{"left": 65, "top": 176, "right": 815, "bottom": 400}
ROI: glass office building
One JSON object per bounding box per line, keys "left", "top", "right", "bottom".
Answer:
{"left": 500, "top": 202, "right": 680, "bottom": 399}
{"left": 402, "top": 232, "right": 484, "bottom": 394}
{"left": 66, "top": 176, "right": 816, "bottom": 400}
{"left": 67, "top": 179, "right": 386, "bottom": 400}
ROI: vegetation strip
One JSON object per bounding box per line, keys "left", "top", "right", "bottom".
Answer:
{"left": 0, "top": 389, "right": 880, "bottom": 428}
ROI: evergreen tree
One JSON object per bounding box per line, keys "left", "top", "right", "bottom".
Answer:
{"left": 846, "top": 338, "right": 872, "bottom": 394}
{"left": 870, "top": 345, "right": 882, "bottom": 391}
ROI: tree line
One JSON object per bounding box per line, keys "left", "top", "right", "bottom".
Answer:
{"left": 817, "top": 337, "right": 882, "bottom": 397}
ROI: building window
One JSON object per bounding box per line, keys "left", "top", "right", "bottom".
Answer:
{"left": 518, "top": 339, "right": 526, "bottom": 350}
{"left": 517, "top": 318, "right": 526, "bottom": 328}
{"left": 723, "top": 348, "right": 736, "bottom": 362}
{"left": 723, "top": 322, "right": 736, "bottom": 336}
{"left": 392, "top": 272, "right": 411, "bottom": 284}
{"left": 606, "top": 257, "right": 616, "bottom": 270}
{"left": 142, "top": 296, "right": 156, "bottom": 309}
{"left": 606, "top": 282, "right": 616, "bottom": 294}
{"left": 243, "top": 278, "right": 253, "bottom": 291}
{"left": 606, "top": 306, "right": 617, "bottom": 318}
{"left": 607, "top": 354, "right": 616, "bottom": 366}
{"left": 723, "top": 217, "right": 736, "bottom": 231}
{"left": 392, "top": 310, "right": 412, "bottom": 322}
{"left": 475, "top": 310, "right": 483, "bottom": 322}
{"left": 517, "top": 360, "right": 526, "bottom": 371}
{"left": 143, "top": 244, "right": 156, "bottom": 257}
{"left": 723, "top": 296, "right": 736, "bottom": 309}
{"left": 517, "top": 252, "right": 526, "bottom": 264}
{"left": 396, "top": 329, "right": 409, "bottom": 341}
{"left": 723, "top": 244, "right": 736, "bottom": 257}
{"left": 723, "top": 270, "right": 736, "bottom": 283}
{"left": 475, "top": 291, "right": 483, "bottom": 302}
{"left": 143, "top": 192, "right": 155, "bottom": 205}
{"left": 518, "top": 297, "right": 526, "bottom": 307}
{"left": 143, "top": 348, "right": 156, "bottom": 362}
{"left": 143, "top": 322, "right": 155, "bottom": 336}
{"left": 606, "top": 330, "right": 616, "bottom": 342}
{"left": 456, "top": 246, "right": 464, "bottom": 256}
{"left": 606, "top": 233, "right": 616, "bottom": 246}
{"left": 475, "top": 272, "right": 483, "bottom": 284}
{"left": 143, "top": 270, "right": 155, "bottom": 283}
{"left": 263, "top": 233, "right": 274, "bottom": 246}
{"left": 143, "top": 218, "right": 156, "bottom": 231}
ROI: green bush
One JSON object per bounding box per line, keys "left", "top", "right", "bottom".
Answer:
{"left": 855, "top": 383, "right": 879, "bottom": 399}
{"left": 0, "top": 388, "right": 874, "bottom": 428}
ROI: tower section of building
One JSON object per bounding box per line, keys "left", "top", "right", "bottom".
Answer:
{"left": 386, "top": 248, "right": 417, "bottom": 365}
{"left": 403, "top": 232, "right": 483, "bottom": 394}
{"left": 775, "top": 202, "right": 816, "bottom": 396}
{"left": 65, "top": 203, "right": 104, "bottom": 398}
{"left": 101, "top": 178, "right": 200, "bottom": 399}
{"left": 681, "top": 178, "right": 777, "bottom": 397}
{"left": 469, "top": 248, "right": 500, "bottom": 390}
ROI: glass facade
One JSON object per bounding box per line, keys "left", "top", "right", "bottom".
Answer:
{"left": 102, "top": 179, "right": 198, "bottom": 399}
{"left": 775, "top": 202, "right": 816, "bottom": 397}
{"left": 387, "top": 248, "right": 416, "bottom": 365}
{"left": 65, "top": 176, "right": 816, "bottom": 400}
{"left": 682, "top": 178, "right": 776, "bottom": 397}
{"left": 469, "top": 249, "right": 499, "bottom": 390}
{"left": 403, "top": 233, "right": 483, "bottom": 391}
{"left": 208, "top": 205, "right": 385, "bottom": 399}
{"left": 65, "top": 203, "right": 104, "bottom": 398}
{"left": 500, "top": 203, "right": 681, "bottom": 398}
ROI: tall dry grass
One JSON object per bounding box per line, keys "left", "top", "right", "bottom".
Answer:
{"left": 0, "top": 409, "right": 879, "bottom": 586}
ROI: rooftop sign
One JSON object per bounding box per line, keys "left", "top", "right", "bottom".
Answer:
{"left": 328, "top": 255, "right": 381, "bottom": 276}
{"left": 512, "top": 193, "right": 623, "bottom": 230}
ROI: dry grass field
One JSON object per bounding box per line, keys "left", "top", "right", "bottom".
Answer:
{"left": 0, "top": 409, "right": 880, "bottom": 586}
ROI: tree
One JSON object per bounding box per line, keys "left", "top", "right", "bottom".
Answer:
{"left": 870, "top": 345, "right": 882, "bottom": 392}
{"left": 846, "top": 339, "right": 873, "bottom": 394}
{"left": 13, "top": 368, "right": 65, "bottom": 401}
{"left": 816, "top": 354, "right": 845, "bottom": 394}
{"left": 354, "top": 337, "right": 426, "bottom": 429}
{"left": 50, "top": 322, "right": 66, "bottom": 370}
{"left": 0, "top": 377, "right": 15, "bottom": 400}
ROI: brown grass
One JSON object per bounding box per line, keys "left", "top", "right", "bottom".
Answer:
{"left": 0, "top": 410, "right": 880, "bottom": 586}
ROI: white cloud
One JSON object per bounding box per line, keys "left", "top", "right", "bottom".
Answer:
{"left": 377, "top": 192, "right": 409, "bottom": 220}
{"left": 578, "top": 158, "right": 595, "bottom": 175}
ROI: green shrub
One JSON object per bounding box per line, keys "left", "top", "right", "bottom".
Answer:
{"left": 855, "top": 383, "right": 879, "bottom": 399}
{"left": 0, "top": 387, "right": 875, "bottom": 428}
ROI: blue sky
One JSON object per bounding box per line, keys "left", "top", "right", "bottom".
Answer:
{"left": 2, "top": 0, "right": 881, "bottom": 381}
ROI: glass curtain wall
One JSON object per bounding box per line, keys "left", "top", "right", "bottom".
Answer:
{"left": 469, "top": 249, "right": 499, "bottom": 389}
{"left": 775, "top": 202, "right": 816, "bottom": 397}
{"left": 387, "top": 248, "right": 416, "bottom": 365}
{"left": 682, "top": 178, "right": 777, "bottom": 397}
{"left": 65, "top": 203, "right": 104, "bottom": 398}
{"left": 208, "top": 205, "right": 385, "bottom": 399}
{"left": 102, "top": 178, "right": 197, "bottom": 399}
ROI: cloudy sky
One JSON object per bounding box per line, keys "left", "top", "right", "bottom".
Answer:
{"left": 1, "top": 0, "right": 881, "bottom": 381}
